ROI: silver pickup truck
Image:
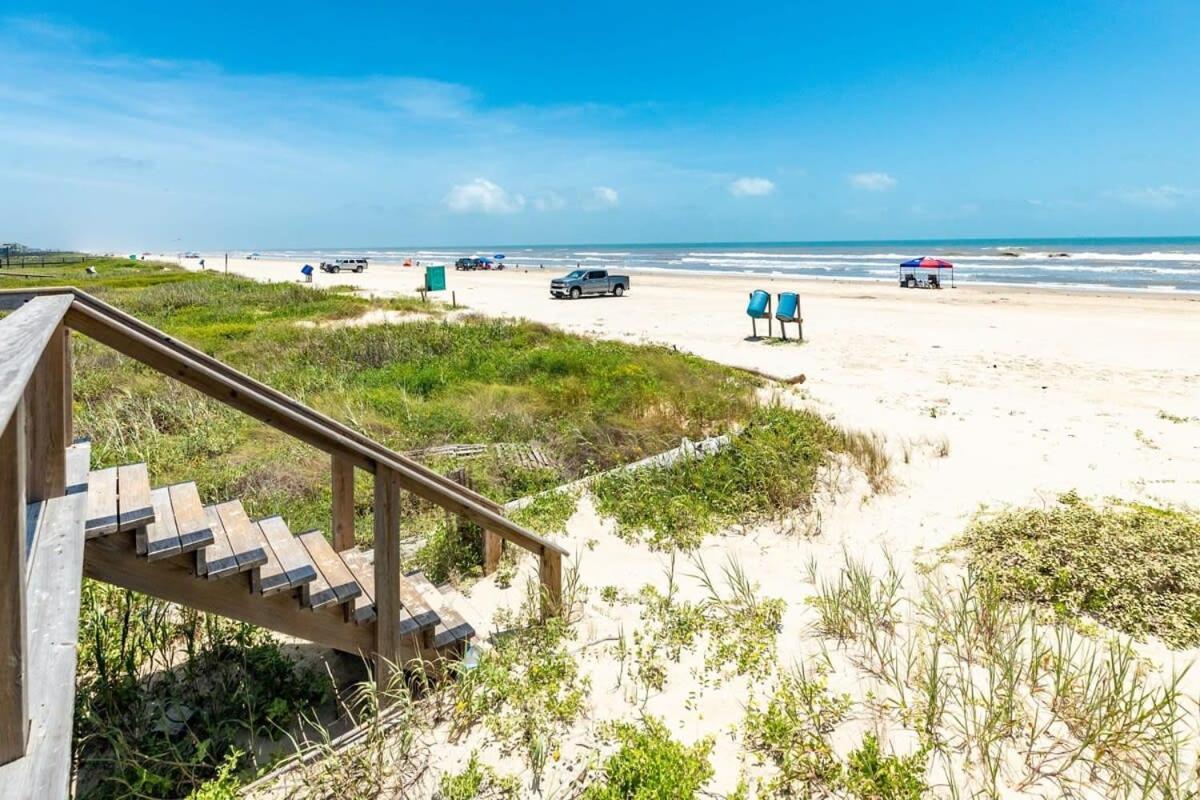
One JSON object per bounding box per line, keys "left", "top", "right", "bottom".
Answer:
{"left": 550, "top": 268, "right": 630, "bottom": 299}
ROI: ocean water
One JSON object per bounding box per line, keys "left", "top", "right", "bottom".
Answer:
{"left": 260, "top": 237, "right": 1200, "bottom": 293}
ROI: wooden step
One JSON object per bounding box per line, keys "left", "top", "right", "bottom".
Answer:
{"left": 196, "top": 506, "right": 239, "bottom": 579}
{"left": 406, "top": 572, "right": 474, "bottom": 650}
{"left": 86, "top": 464, "right": 156, "bottom": 537}
{"left": 339, "top": 548, "right": 434, "bottom": 639}
{"left": 169, "top": 482, "right": 215, "bottom": 553}
{"left": 356, "top": 548, "right": 439, "bottom": 633}
{"left": 253, "top": 516, "right": 317, "bottom": 596}
{"left": 213, "top": 500, "right": 267, "bottom": 573}
{"left": 139, "top": 487, "right": 181, "bottom": 561}
{"left": 298, "top": 532, "right": 361, "bottom": 610}
{"left": 85, "top": 466, "right": 118, "bottom": 537}
{"left": 116, "top": 463, "right": 154, "bottom": 532}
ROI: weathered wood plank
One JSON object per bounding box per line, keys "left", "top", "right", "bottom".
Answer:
{"left": 116, "top": 463, "right": 154, "bottom": 532}
{"left": 339, "top": 548, "right": 379, "bottom": 624}
{"left": 298, "top": 533, "right": 338, "bottom": 610}
{"left": 0, "top": 295, "right": 73, "bottom": 437}
{"left": 142, "top": 487, "right": 181, "bottom": 561}
{"left": 299, "top": 532, "right": 360, "bottom": 605}
{"left": 23, "top": 323, "right": 68, "bottom": 503}
{"left": 84, "top": 467, "right": 118, "bottom": 538}
{"left": 83, "top": 529, "right": 373, "bottom": 658}
{"left": 197, "top": 506, "right": 239, "bottom": 579}
{"left": 168, "top": 482, "right": 212, "bottom": 553}
{"left": 0, "top": 442, "right": 90, "bottom": 795}
{"left": 214, "top": 500, "right": 267, "bottom": 572}
{"left": 540, "top": 548, "right": 563, "bottom": 621}
{"left": 373, "top": 468, "right": 402, "bottom": 691}
{"left": 250, "top": 521, "right": 288, "bottom": 596}
{"left": 331, "top": 456, "right": 355, "bottom": 552}
{"left": 406, "top": 572, "right": 474, "bottom": 651}
{"left": 255, "top": 516, "right": 315, "bottom": 594}
{"left": 0, "top": 405, "right": 28, "bottom": 765}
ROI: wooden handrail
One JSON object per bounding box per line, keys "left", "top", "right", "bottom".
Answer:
{"left": 1, "top": 288, "right": 503, "bottom": 512}
{"left": 1, "top": 288, "right": 566, "bottom": 559}
{"left": 0, "top": 295, "right": 72, "bottom": 435}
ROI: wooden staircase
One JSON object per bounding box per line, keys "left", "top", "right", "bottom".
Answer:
{"left": 1, "top": 288, "right": 569, "bottom": 792}
{"left": 80, "top": 462, "right": 475, "bottom": 661}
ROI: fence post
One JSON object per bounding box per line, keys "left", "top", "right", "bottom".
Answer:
{"left": 1, "top": 402, "right": 29, "bottom": 764}
{"left": 373, "top": 467, "right": 402, "bottom": 698}
{"left": 331, "top": 456, "right": 355, "bottom": 552}
{"left": 539, "top": 548, "right": 562, "bottom": 621}
{"left": 23, "top": 323, "right": 68, "bottom": 502}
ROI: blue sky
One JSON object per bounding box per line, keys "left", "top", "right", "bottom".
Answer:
{"left": 2, "top": 2, "right": 1199, "bottom": 250}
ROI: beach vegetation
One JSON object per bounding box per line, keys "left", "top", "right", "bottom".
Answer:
{"left": 591, "top": 405, "right": 887, "bottom": 550}
{"left": 582, "top": 717, "right": 714, "bottom": 800}
{"left": 958, "top": 491, "right": 1200, "bottom": 647}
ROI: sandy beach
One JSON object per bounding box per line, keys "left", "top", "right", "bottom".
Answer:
{"left": 170, "top": 254, "right": 1200, "bottom": 796}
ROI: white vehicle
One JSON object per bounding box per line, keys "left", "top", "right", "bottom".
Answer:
{"left": 319, "top": 258, "right": 368, "bottom": 273}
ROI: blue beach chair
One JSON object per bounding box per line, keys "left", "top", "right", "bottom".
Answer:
{"left": 775, "top": 292, "right": 803, "bottom": 341}
{"left": 746, "top": 290, "right": 772, "bottom": 338}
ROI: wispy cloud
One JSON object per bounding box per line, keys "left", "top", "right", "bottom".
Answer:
{"left": 590, "top": 186, "right": 620, "bottom": 209}
{"left": 1106, "top": 185, "right": 1196, "bottom": 210}
{"left": 445, "top": 178, "right": 525, "bottom": 214}
{"left": 729, "top": 176, "right": 775, "bottom": 197}
{"left": 848, "top": 171, "right": 897, "bottom": 191}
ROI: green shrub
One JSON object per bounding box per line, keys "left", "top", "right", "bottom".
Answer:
{"left": 843, "top": 734, "right": 928, "bottom": 800}
{"left": 592, "top": 405, "right": 850, "bottom": 550}
{"left": 583, "top": 717, "right": 714, "bottom": 800}
{"left": 959, "top": 492, "right": 1200, "bottom": 647}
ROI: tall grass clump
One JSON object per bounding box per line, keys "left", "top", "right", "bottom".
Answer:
{"left": 959, "top": 491, "right": 1200, "bottom": 647}
{"left": 591, "top": 405, "right": 884, "bottom": 550}
{"left": 74, "top": 582, "right": 331, "bottom": 798}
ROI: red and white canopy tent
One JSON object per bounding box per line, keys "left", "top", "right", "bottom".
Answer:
{"left": 899, "top": 256, "right": 955, "bottom": 287}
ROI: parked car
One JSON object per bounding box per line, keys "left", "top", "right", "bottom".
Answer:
{"left": 455, "top": 257, "right": 475, "bottom": 270}
{"left": 550, "top": 268, "right": 630, "bottom": 299}
{"left": 319, "top": 258, "right": 368, "bottom": 273}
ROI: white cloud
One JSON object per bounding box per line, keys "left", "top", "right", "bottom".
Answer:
{"left": 1107, "top": 185, "right": 1195, "bottom": 210}
{"left": 729, "top": 176, "right": 775, "bottom": 197}
{"left": 591, "top": 186, "right": 619, "bottom": 208}
{"left": 444, "top": 178, "right": 525, "bottom": 214}
{"left": 533, "top": 190, "right": 566, "bottom": 211}
{"left": 848, "top": 171, "right": 897, "bottom": 191}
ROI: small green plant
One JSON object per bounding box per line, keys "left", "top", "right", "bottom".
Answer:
{"left": 582, "top": 717, "right": 714, "bottom": 799}
{"left": 743, "top": 665, "right": 851, "bottom": 795}
{"left": 843, "top": 734, "right": 929, "bottom": 800}
{"left": 1157, "top": 410, "right": 1195, "bottom": 424}
{"left": 508, "top": 488, "right": 580, "bottom": 536}
{"left": 437, "top": 753, "right": 519, "bottom": 799}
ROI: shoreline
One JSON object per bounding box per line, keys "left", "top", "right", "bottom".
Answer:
{"left": 160, "top": 252, "right": 1200, "bottom": 303}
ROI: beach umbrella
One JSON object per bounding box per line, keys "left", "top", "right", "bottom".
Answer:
{"left": 899, "top": 256, "right": 954, "bottom": 269}
{"left": 493, "top": 254, "right": 506, "bottom": 259}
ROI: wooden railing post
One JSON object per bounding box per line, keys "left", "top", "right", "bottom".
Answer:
{"left": 23, "top": 323, "right": 68, "bottom": 502}
{"left": 1, "top": 402, "right": 29, "bottom": 764}
{"left": 331, "top": 456, "right": 355, "bottom": 552}
{"left": 539, "top": 547, "right": 562, "bottom": 621}
{"left": 483, "top": 529, "right": 503, "bottom": 575}
{"left": 373, "top": 467, "right": 401, "bottom": 696}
